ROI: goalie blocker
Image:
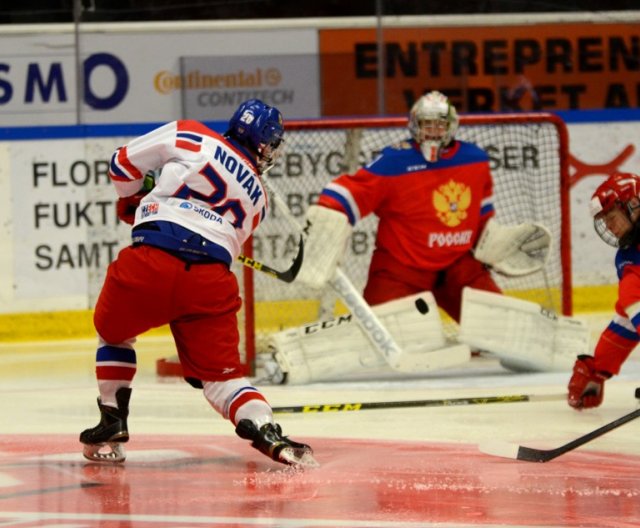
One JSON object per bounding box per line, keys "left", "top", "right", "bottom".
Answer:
{"left": 267, "top": 291, "right": 470, "bottom": 384}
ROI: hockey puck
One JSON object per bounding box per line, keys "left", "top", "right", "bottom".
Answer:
{"left": 635, "top": 387, "right": 640, "bottom": 400}
{"left": 415, "top": 298, "right": 429, "bottom": 314}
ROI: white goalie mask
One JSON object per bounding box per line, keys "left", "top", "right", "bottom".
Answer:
{"left": 409, "top": 91, "right": 459, "bottom": 162}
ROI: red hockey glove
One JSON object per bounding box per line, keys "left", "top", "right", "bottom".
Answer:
{"left": 116, "top": 193, "right": 145, "bottom": 225}
{"left": 567, "top": 355, "right": 612, "bottom": 410}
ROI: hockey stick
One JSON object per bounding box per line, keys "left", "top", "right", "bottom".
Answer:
{"left": 479, "top": 407, "right": 640, "bottom": 462}
{"left": 262, "top": 177, "right": 403, "bottom": 368}
{"left": 236, "top": 235, "right": 304, "bottom": 283}
{"left": 272, "top": 393, "right": 565, "bottom": 414}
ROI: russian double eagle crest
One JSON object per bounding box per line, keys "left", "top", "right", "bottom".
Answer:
{"left": 433, "top": 180, "right": 471, "bottom": 227}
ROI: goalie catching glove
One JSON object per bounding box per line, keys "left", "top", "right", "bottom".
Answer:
{"left": 474, "top": 218, "right": 551, "bottom": 276}
{"left": 295, "top": 205, "right": 352, "bottom": 290}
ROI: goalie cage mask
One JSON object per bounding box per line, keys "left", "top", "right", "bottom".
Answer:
{"left": 226, "top": 98, "right": 285, "bottom": 173}
{"left": 590, "top": 172, "right": 640, "bottom": 249}
{"left": 409, "top": 90, "right": 459, "bottom": 162}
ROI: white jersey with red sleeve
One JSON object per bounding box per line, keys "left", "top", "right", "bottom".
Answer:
{"left": 317, "top": 138, "right": 495, "bottom": 271}
{"left": 108, "top": 120, "right": 267, "bottom": 264}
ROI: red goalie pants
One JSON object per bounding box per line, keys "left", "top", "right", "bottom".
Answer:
{"left": 94, "top": 244, "right": 243, "bottom": 382}
{"left": 363, "top": 249, "right": 501, "bottom": 322}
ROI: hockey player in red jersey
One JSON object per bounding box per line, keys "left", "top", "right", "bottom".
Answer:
{"left": 298, "top": 91, "right": 547, "bottom": 322}
{"left": 568, "top": 172, "right": 640, "bottom": 410}
{"left": 80, "top": 99, "right": 317, "bottom": 467}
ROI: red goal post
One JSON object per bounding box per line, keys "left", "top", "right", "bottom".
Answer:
{"left": 240, "top": 113, "right": 570, "bottom": 375}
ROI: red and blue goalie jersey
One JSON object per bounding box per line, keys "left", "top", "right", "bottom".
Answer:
{"left": 318, "top": 138, "right": 495, "bottom": 271}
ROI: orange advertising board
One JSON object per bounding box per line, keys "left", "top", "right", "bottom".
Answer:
{"left": 319, "top": 23, "right": 640, "bottom": 116}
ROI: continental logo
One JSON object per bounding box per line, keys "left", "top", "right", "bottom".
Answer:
{"left": 433, "top": 179, "right": 471, "bottom": 227}
{"left": 154, "top": 68, "right": 283, "bottom": 94}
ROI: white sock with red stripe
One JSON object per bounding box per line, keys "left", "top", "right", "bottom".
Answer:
{"left": 203, "top": 378, "right": 273, "bottom": 428}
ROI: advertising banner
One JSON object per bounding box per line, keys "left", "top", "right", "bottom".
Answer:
{"left": 0, "top": 28, "right": 319, "bottom": 126}
{"left": 319, "top": 23, "right": 640, "bottom": 115}
{"left": 2, "top": 118, "right": 640, "bottom": 314}
{"left": 6, "top": 137, "right": 130, "bottom": 310}
{"left": 180, "top": 55, "right": 320, "bottom": 121}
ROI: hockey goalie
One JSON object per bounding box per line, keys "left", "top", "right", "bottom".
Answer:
{"left": 265, "top": 207, "right": 589, "bottom": 383}
{"left": 263, "top": 91, "right": 589, "bottom": 384}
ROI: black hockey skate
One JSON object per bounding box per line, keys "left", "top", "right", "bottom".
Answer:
{"left": 80, "top": 387, "right": 131, "bottom": 463}
{"left": 235, "top": 419, "right": 318, "bottom": 468}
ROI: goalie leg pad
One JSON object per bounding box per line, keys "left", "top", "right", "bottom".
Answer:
{"left": 458, "top": 287, "right": 590, "bottom": 372}
{"left": 269, "top": 291, "right": 470, "bottom": 384}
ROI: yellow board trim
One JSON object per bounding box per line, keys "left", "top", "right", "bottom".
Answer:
{"left": 0, "top": 284, "right": 618, "bottom": 342}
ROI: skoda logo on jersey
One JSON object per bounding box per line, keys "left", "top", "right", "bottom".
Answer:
{"left": 180, "top": 202, "right": 193, "bottom": 209}
{"left": 433, "top": 179, "right": 471, "bottom": 227}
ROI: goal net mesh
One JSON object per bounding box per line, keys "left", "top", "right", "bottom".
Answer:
{"left": 233, "top": 114, "right": 570, "bottom": 369}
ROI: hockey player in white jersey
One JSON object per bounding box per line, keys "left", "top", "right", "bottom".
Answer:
{"left": 80, "top": 99, "right": 317, "bottom": 467}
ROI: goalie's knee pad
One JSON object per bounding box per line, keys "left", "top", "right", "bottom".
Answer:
{"left": 458, "top": 287, "right": 590, "bottom": 372}
{"left": 269, "top": 291, "right": 470, "bottom": 384}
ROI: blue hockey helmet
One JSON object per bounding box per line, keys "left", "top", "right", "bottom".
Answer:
{"left": 226, "top": 99, "right": 284, "bottom": 173}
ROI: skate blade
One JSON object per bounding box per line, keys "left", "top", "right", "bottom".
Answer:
{"left": 82, "top": 442, "right": 126, "bottom": 463}
{"left": 278, "top": 447, "right": 320, "bottom": 468}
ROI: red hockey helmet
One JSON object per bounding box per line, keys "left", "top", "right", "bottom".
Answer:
{"left": 590, "top": 172, "right": 640, "bottom": 247}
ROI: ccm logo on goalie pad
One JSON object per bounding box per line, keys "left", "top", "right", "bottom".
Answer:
{"left": 300, "top": 302, "right": 427, "bottom": 334}
{"left": 303, "top": 314, "right": 353, "bottom": 335}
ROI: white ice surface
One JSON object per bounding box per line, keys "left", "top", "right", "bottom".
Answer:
{"left": 1, "top": 312, "right": 638, "bottom": 453}
{"left": 1, "top": 312, "right": 639, "bottom": 528}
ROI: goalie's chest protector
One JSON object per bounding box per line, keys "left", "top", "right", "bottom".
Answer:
{"left": 349, "top": 140, "right": 494, "bottom": 269}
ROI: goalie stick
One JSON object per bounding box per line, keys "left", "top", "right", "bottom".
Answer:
{"left": 479, "top": 392, "right": 640, "bottom": 462}
{"left": 271, "top": 393, "right": 565, "bottom": 414}
{"left": 236, "top": 235, "right": 304, "bottom": 283}
{"left": 261, "top": 177, "right": 403, "bottom": 368}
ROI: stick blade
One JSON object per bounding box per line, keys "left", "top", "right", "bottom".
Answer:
{"left": 479, "top": 441, "right": 555, "bottom": 462}
{"left": 478, "top": 440, "right": 521, "bottom": 460}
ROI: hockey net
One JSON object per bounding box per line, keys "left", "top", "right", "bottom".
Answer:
{"left": 160, "top": 113, "right": 571, "bottom": 376}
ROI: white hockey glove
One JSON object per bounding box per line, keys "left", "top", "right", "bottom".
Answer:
{"left": 474, "top": 218, "right": 551, "bottom": 277}
{"left": 295, "top": 205, "right": 352, "bottom": 290}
